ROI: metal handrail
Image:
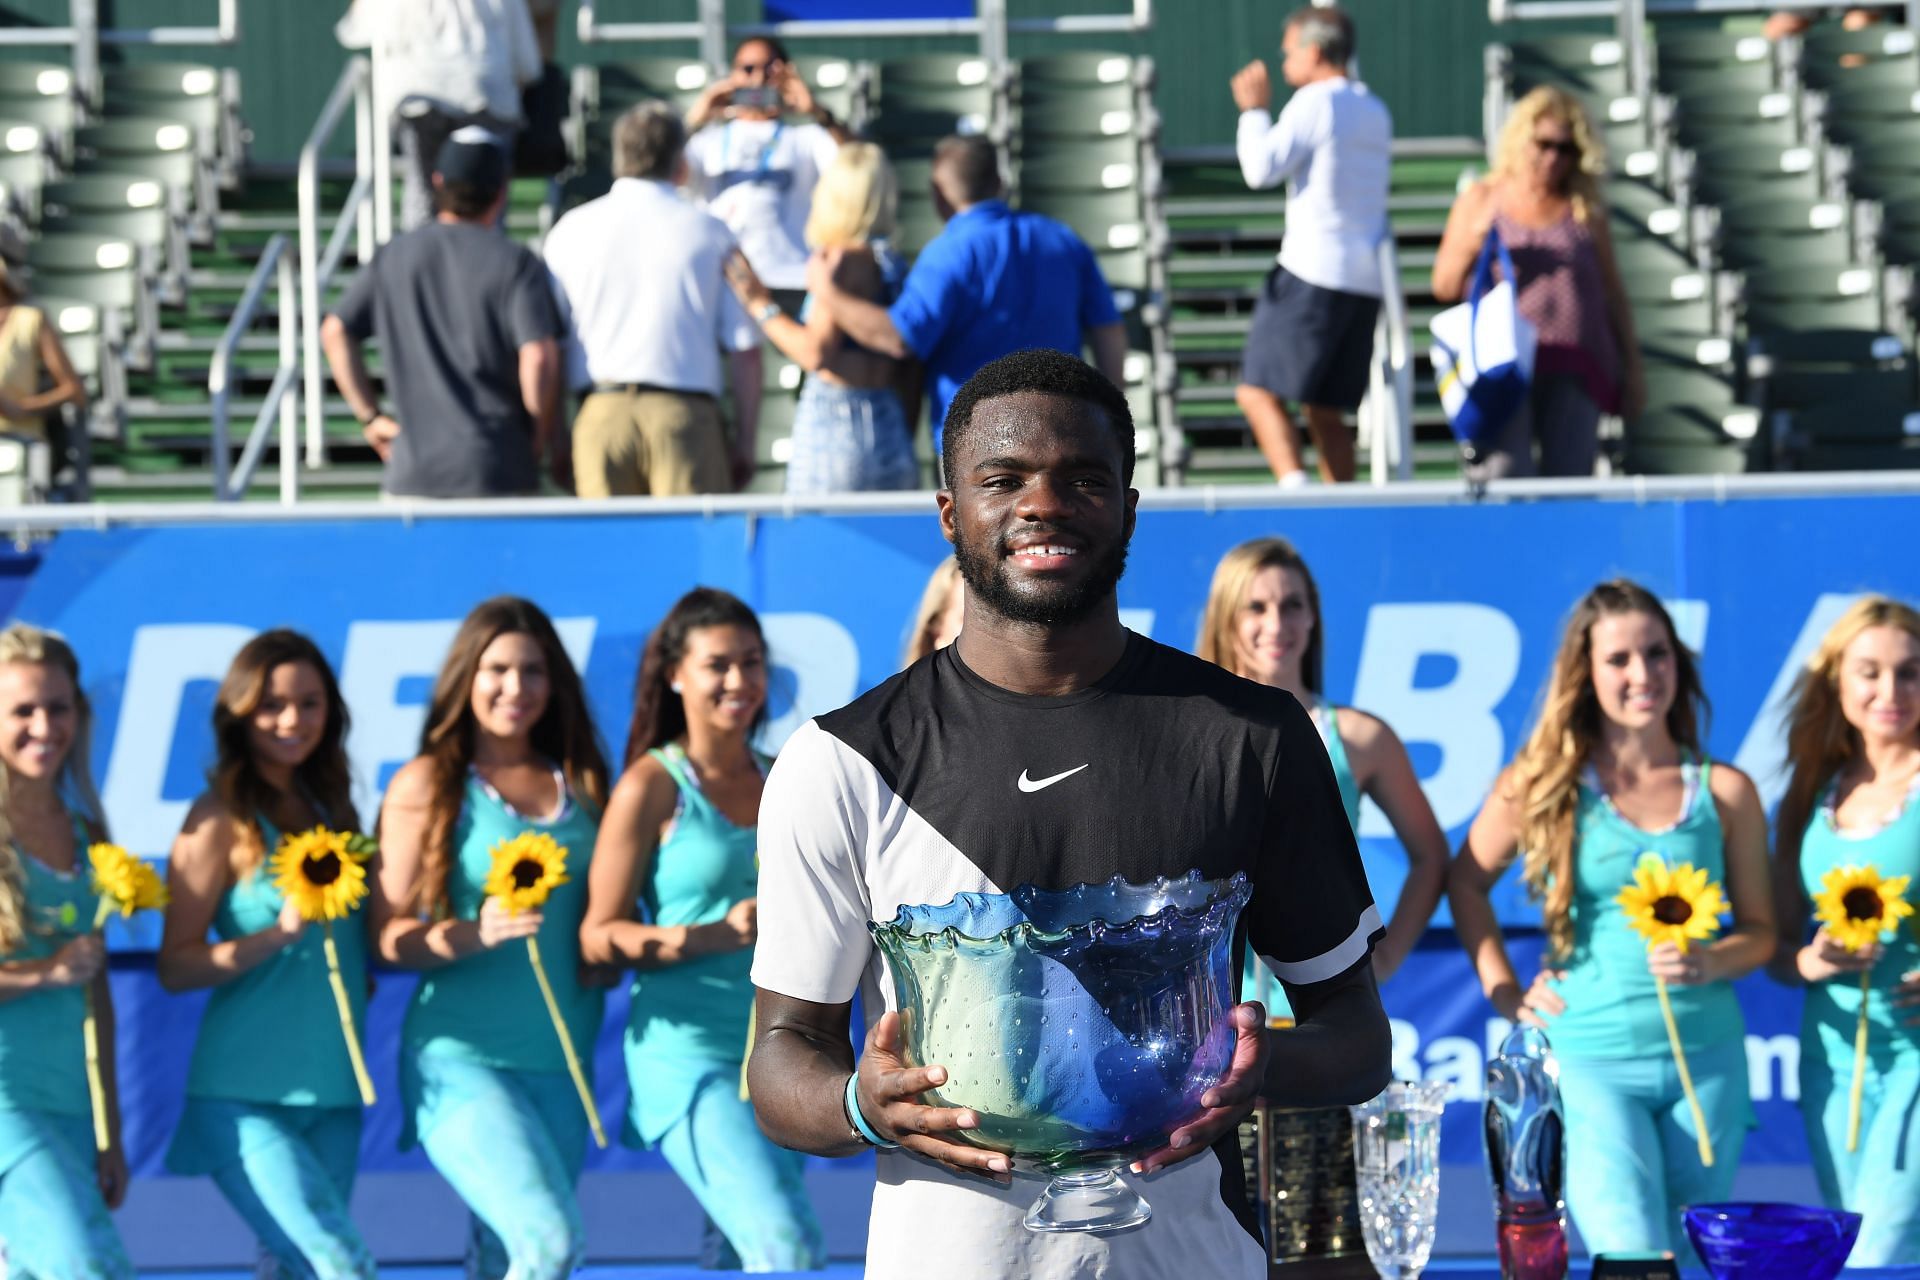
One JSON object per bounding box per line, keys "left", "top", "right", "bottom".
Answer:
{"left": 1491, "top": 0, "right": 1919, "bottom": 18}
{"left": 298, "top": 57, "right": 376, "bottom": 476}
{"left": 1366, "top": 237, "right": 1416, "bottom": 485}
{"left": 208, "top": 234, "right": 298, "bottom": 504}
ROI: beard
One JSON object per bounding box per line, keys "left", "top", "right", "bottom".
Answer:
{"left": 952, "top": 525, "right": 1131, "bottom": 628}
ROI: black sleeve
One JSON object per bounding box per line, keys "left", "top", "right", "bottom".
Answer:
{"left": 329, "top": 252, "right": 380, "bottom": 342}
{"left": 507, "top": 249, "right": 564, "bottom": 348}
{"left": 1246, "top": 694, "right": 1383, "bottom": 999}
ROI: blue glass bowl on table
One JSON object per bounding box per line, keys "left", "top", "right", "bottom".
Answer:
{"left": 1682, "top": 1203, "right": 1862, "bottom": 1280}
{"left": 868, "top": 870, "right": 1252, "bottom": 1234}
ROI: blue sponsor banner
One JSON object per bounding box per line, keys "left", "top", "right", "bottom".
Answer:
{"left": 12, "top": 489, "right": 1916, "bottom": 1175}
{"left": 763, "top": 1, "right": 972, "bottom": 19}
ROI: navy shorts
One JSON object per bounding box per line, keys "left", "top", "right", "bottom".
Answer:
{"left": 1239, "top": 266, "right": 1382, "bottom": 411}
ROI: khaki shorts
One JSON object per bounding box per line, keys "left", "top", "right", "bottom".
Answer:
{"left": 572, "top": 388, "right": 732, "bottom": 498}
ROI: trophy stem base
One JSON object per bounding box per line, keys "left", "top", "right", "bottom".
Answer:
{"left": 1023, "top": 1169, "right": 1151, "bottom": 1235}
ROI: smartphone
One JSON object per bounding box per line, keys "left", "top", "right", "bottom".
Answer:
{"left": 732, "top": 85, "right": 780, "bottom": 112}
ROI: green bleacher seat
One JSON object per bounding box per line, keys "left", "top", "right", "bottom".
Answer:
{"left": 1811, "top": 78, "right": 1920, "bottom": 146}
{"left": 0, "top": 121, "right": 50, "bottom": 220}
{"left": 870, "top": 56, "right": 999, "bottom": 148}
{"left": 790, "top": 57, "right": 862, "bottom": 126}
{"left": 0, "top": 62, "right": 78, "bottom": 157}
{"left": 1626, "top": 351, "right": 1766, "bottom": 473}
{"left": 1749, "top": 328, "right": 1914, "bottom": 409}
{"left": 1687, "top": 139, "right": 1829, "bottom": 205}
{"left": 1797, "top": 28, "right": 1920, "bottom": 88}
{"left": 1017, "top": 52, "right": 1144, "bottom": 89}
{"left": 583, "top": 59, "right": 713, "bottom": 121}
{"left": 99, "top": 63, "right": 242, "bottom": 179}
{"left": 1668, "top": 85, "right": 1802, "bottom": 150}
{"left": 1016, "top": 81, "right": 1144, "bottom": 143}
{"left": 1655, "top": 48, "right": 1779, "bottom": 98}
{"left": 1741, "top": 262, "right": 1890, "bottom": 331}
{"left": 1713, "top": 196, "right": 1857, "bottom": 270}
{"left": 1015, "top": 138, "right": 1144, "bottom": 199}
{"left": 73, "top": 117, "right": 217, "bottom": 235}
{"left": 1840, "top": 136, "right": 1920, "bottom": 201}
{"left": 1508, "top": 35, "right": 1635, "bottom": 109}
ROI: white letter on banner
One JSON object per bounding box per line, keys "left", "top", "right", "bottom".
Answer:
{"left": 1747, "top": 1033, "right": 1799, "bottom": 1104}
{"left": 1389, "top": 1018, "right": 1421, "bottom": 1081}
{"left": 1735, "top": 593, "right": 1860, "bottom": 810}
{"left": 1117, "top": 608, "right": 1155, "bottom": 637}
{"left": 1351, "top": 604, "right": 1522, "bottom": 833}
{"left": 341, "top": 618, "right": 596, "bottom": 814}
{"left": 103, "top": 623, "right": 256, "bottom": 855}
{"left": 1664, "top": 600, "right": 1709, "bottom": 654}
{"left": 760, "top": 613, "right": 860, "bottom": 753}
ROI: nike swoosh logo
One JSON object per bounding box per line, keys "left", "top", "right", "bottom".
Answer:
{"left": 1017, "top": 764, "right": 1090, "bottom": 793}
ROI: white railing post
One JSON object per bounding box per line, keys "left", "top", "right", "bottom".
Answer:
{"left": 301, "top": 59, "right": 370, "bottom": 474}
{"left": 278, "top": 247, "right": 298, "bottom": 505}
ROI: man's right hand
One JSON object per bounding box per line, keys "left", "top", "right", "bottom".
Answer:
{"left": 689, "top": 74, "right": 740, "bottom": 129}
{"left": 363, "top": 413, "right": 399, "bottom": 461}
{"left": 857, "top": 1010, "right": 1012, "bottom": 1182}
{"left": 1231, "top": 60, "right": 1272, "bottom": 113}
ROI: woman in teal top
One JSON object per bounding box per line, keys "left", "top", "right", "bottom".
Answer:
{"left": 1772, "top": 595, "right": 1920, "bottom": 1265}
{"left": 158, "top": 630, "right": 374, "bottom": 1280}
{"left": 0, "top": 623, "right": 134, "bottom": 1280}
{"left": 583, "top": 589, "right": 824, "bottom": 1271}
{"left": 1196, "top": 538, "right": 1448, "bottom": 1006}
{"left": 1451, "top": 580, "right": 1773, "bottom": 1256}
{"left": 371, "top": 598, "right": 611, "bottom": 1280}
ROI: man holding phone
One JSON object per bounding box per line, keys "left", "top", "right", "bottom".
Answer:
{"left": 684, "top": 38, "right": 853, "bottom": 292}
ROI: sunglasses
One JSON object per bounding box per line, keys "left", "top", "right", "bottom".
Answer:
{"left": 1533, "top": 137, "right": 1580, "bottom": 157}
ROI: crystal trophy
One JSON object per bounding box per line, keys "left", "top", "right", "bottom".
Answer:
{"left": 1349, "top": 1081, "right": 1448, "bottom": 1280}
{"left": 1484, "top": 1025, "right": 1569, "bottom": 1280}
{"left": 869, "top": 871, "right": 1251, "bottom": 1234}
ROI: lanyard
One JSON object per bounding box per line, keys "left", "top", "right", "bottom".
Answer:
{"left": 723, "top": 120, "right": 785, "bottom": 179}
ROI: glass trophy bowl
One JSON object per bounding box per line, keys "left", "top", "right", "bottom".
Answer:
{"left": 1682, "top": 1203, "right": 1861, "bottom": 1280}
{"left": 869, "top": 871, "right": 1252, "bottom": 1234}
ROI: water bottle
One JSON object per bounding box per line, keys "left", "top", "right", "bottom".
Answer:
{"left": 1484, "top": 1024, "right": 1569, "bottom": 1280}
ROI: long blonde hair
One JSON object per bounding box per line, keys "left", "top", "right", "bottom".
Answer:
{"left": 805, "top": 141, "right": 898, "bottom": 250}
{"left": 1510, "top": 581, "right": 1708, "bottom": 957}
{"left": 903, "top": 556, "right": 962, "bottom": 668}
{"left": 1493, "top": 85, "right": 1607, "bottom": 224}
{"left": 1775, "top": 596, "right": 1920, "bottom": 888}
{"left": 1195, "top": 537, "right": 1324, "bottom": 692}
{"left": 0, "top": 623, "right": 106, "bottom": 953}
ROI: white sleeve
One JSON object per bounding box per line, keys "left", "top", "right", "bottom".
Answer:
{"left": 805, "top": 122, "right": 842, "bottom": 171}
{"left": 751, "top": 720, "right": 874, "bottom": 1006}
{"left": 1237, "top": 95, "right": 1318, "bottom": 190}
{"left": 683, "top": 128, "right": 717, "bottom": 202}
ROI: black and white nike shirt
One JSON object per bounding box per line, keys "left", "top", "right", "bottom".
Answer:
{"left": 753, "top": 632, "right": 1383, "bottom": 1280}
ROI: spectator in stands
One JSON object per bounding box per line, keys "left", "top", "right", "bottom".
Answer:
{"left": 901, "top": 555, "right": 964, "bottom": 667}
{"left": 336, "top": 0, "right": 541, "bottom": 233}
{"left": 724, "top": 143, "right": 919, "bottom": 494}
{"left": 545, "top": 103, "right": 763, "bottom": 498}
{"left": 685, "top": 37, "right": 853, "bottom": 294}
{"left": 323, "top": 129, "right": 564, "bottom": 500}
{"left": 582, "top": 588, "right": 826, "bottom": 1271}
{"left": 159, "top": 631, "right": 376, "bottom": 1280}
{"left": 0, "top": 245, "right": 87, "bottom": 446}
{"left": 0, "top": 624, "right": 133, "bottom": 1280}
{"left": 1229, "top": 5, "right": 1392, "bottom": 488}
{"left": 1450, "top": 580, "right": 1769, "bottom": 1258}
{"left": 1769, "top": 596, "right": 1920, "bottom": 1267}
{"left": 806, "top": 134, "right": 1126, "bottom": 455}
{"left": 1432, "top": 86, "right": 1643, "bottom": 478}
{"left": 371, "top": 596, "right": 610, "bottom": 1280}
{"left": 1765, "top": 6, "right": 1894, "bottom": 44}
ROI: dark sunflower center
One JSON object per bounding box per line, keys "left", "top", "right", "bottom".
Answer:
{"left": 1843, "top": 887, "right": 1884, "bottom": 921}
{"left": 1651, "top": 895, "right": 1693, "bottom": 926}
{"left": 511, "top": 858, "right": 543, "bottom": 890}
{"left": 303, "top": 852, "right": 342, "bottom": 886}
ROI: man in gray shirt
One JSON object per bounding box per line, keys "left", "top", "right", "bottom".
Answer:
{"left": 323, "top": 128, "right": 563, "bottom": 498}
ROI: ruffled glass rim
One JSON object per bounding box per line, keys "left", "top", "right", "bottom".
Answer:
{"left": 868, "top": 870, "right": 1251, "bottom": 956}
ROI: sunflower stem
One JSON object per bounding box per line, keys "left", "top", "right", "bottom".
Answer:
{"left": 322, "top": 921, "right": 377, "bottom": 1106}
{"left": 527, "top": 936, "right": 607, "bottom": 1149}
{"left": 1654, "top": 975, "right": 1714, "bottom": 1167}
{"left": 740, "top": 1000, "right": 755, "bottom": 1102}
{"left": 82, "top": 985, "right": 110, "bottom": 1153}
{"left": 1848, "top": 968, "right": 1870, "bottom": 1154}
{"left": 91, "top": 895, "right": 113, "bottom": 931}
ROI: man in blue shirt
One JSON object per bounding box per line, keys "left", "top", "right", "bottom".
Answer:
{"left": 806, "top": 135, "right": 1126, "bottom": 451}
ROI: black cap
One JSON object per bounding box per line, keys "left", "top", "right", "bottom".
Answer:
{"left": 434, "top": 126, "right": 508, "bottom": 193}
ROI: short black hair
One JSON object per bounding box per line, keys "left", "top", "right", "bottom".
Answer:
{"left": 941, "top": 348, "right": 1135, "bottom": 486}
{"left": 734, "top": 35, "right": 790, "bottom": 63}
{"left": 932, "top": 134, "right": 1003, "bottom": 206}
{"left": 434, "top": 179, "right": 499, "bottom": 219}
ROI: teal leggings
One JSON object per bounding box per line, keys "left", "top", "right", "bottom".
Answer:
{"left": 1802, "top": 1049, "right": 1920, "bottom": 1265}
{"left": 409, "top": 1050, "right": 587, "bottom": 1280}
{"left": 653, "top": 1069, "right": 824, "bottom": 1272}
{"left": 171, "top": 1099, "right": 374, "bottom": 1280}
{"left": 1557, "top": 1040, "right": 1751, "bottom": 1257}
{"left": 0, "top": 1110, "right": 133, "bottom": 1280}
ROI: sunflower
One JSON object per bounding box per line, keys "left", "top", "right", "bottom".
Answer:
{"left": 485, "top": 832, "right": 569, "bottom": 915}
{"left": 271, "top": 826, "right": 375, "bottom": 923}
{"left": 1813, "top": 864, "right": 1915, "bottom": 954}
{"left": 88, "top": 843, "right": 168, "bottom": 919}
{"left": 1617, "top": 855, "right": 1727, "bottom": 953}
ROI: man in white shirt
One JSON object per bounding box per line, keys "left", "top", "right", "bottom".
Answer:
{"left": 1230, "top": 6, "right": 1391, "bottom": 486}
{"left": 683, "top": 37, "right": 852, "bottom": 292}
{"left": 543, "top": 103, "right": 763, "bottom": 497}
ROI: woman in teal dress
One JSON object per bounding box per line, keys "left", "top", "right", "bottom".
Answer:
{"left": 1196, "top": 537, "right": 1449, "bottom": 999}
{"left": 1772, "top": 595, "right": 1920, "bottom": 1265}
{"left": 158, "top": 629, "right": 374, "bottom": 1280}
{"left": 582, "top": 588, "right": 824, "bottom": 1271}
{"left": 0, "top": 622, "right": 133, "bottom": 1280}
{"left": 370, "top": 597, "right": 611, "bottom": 1280}
{"left": 1450, "top": 580, "right": 1774, "bottom": 1256}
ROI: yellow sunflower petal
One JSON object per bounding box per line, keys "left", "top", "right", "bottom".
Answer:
{"left": 485, "top": 832, "right": 570, "bottom": 915}
{"left": 1619, "top": 858, "right": 1727, "bottom": 954}
{"left": 271, "top": 826, "right": 372, "bottom": 923}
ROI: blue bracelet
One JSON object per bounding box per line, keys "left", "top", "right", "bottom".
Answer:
{"left": 843, "top": 1069, "right": 899, "bottom": 1149}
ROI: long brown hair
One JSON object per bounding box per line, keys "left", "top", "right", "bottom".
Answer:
{"left": 1510, "top": 580, "right": 1708, "bottom": 957}
{"left": 626, "top": 587, "right": 767, "bottom": 766}
{"left": 0, "top": 624, "right": 106, "bottom": 952}
{"left": 1195, "top": 537, "right": 1325, "bottom": 692}
{"left": 209, "top": 629, "right": 357, "bottom": 871}
{"left": 1774, "top": 596, "right": 1920, "bottom": 904}
{"left": 413, "top": 597, "right": 609, "bottom": 916}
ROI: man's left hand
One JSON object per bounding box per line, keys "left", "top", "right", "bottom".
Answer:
{"left": 1231, "top": 60, "right": 1272, "bottom": 113}
{"left": 1131, "top": 1001, "right": 1268, "bottom": 1175}
{"left": 776, "top": 64, "right": 817, "bottom": 118}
